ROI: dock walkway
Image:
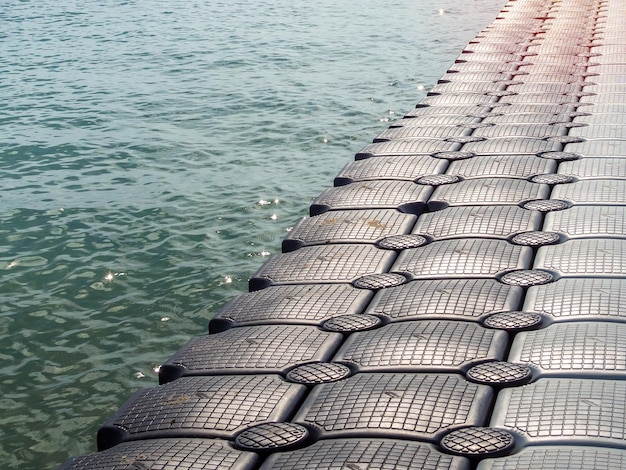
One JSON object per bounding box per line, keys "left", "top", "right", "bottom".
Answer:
{"left": 61, "top": 0, "right": 626, "bottom": 468}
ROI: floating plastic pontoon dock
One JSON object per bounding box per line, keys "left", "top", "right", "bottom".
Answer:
{"left": 61, "top": 0, "right": 626, "bottom": 468}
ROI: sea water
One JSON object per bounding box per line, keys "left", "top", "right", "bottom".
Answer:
{"left": 0, "top": 0, "right": 505, "bottom": 467}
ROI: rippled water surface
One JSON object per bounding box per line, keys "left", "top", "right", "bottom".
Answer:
{"left": 1, "top": 0, "right": 506, "bottom": 467}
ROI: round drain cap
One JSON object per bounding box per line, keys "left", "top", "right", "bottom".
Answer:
{"left": 287, "top": 362, "right": 352, "bottom": 384}
{"left": 236, "top": 423, "right": 309, "bottom": 452}
{"left": 432, "top": 151, "right": 475, "bottom": 161}
{"left": 537, "top": 151, "right": 581, "bottom": 161}
{"left": 467, "top": 361, "right": 533, "bottom": 386}
{"left": 531, "top": 174, "right": 574, "bottom": 185}
{"left": 547, "top": 135, "right": 586, "bottom": 144}
{"left": 353, "top": 273, "right": 407, "bottom": 290}
{"left": 441, "top": 427, "right": 515, "bottom": 457}
{"left": 378, "top": 234, "right": 429, "bottom": 250}
{"left": 500, "top": 270, "right": 554, "bottom": 287}
{"left": 445, "top": 135, "right": 486, "bottom": 144}
{"left": 484, "top": 311, "right": 543, "bottom": 330}
{"left": 416, "top": 174, "right": 461, "bottom": 186}
{"left": 511, "top": 231, "right": 560, "bottom": 246}
{"left": 522, "top": 199, "right": 569, "bottom": 212}
{"left": 323, "top": 314, "right": 382, "bottom": 332}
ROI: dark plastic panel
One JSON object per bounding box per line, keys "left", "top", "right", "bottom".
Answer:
{"left": 392, "top": 239, "right": 532, "bottom": 279}
{"left": 366, "top": 277, "right": 522, "bottom": 322}
{"left": 60, "top": 438, "right": 258, "bottom": 470}
{"left": 334, "top": 155, "right": 446, "bottom": 185}
{"left": 524, "top": 278, "right": 626, "bottom": 323}
{"left": 97, "top": 375, "right": 306, "bottom": 450}
{"left": 552, "top": 180, "right": 626, "bottom": 205}
{"left": 209, "top": 284, "right": 372, "bottom": 332}
{"left": 535, "top": 239, "right": 626, "bottom": 277}
{"left": 428, "top": 179, "right": 549, "bottom": 208}
{"left": 334, "top": 320, "right": 508, "bottom": 372}
{"left": 294, "top": 373, "right": 493, "bottom": 440}
{"left": 283, "top": 209, "right": 417, "bottom": 251}
{"left": 448, "top": 155, "right": 556, "bottom": 179}
{"left": 461, "top": 137, "right": 561, "bottom": 154}
{"left": 261, "top": 438, "right": 470, "bottom": 470}
{"left": 414, "top": 205, "right": 541, "bottom": 240}
{"left": 490, "top": 378, "right": 626, "bottom": 447}
{"left": 310, "top": 181, "right": 432, "bottom": 215}
{"left": 159, "top": 325, "right": 343, "bottom": 382}
{"left": 509, "top": 322, "right": 626, "bottom": 376}
{"left": 544, "top": 205, "right": 626, "bottom": 238}
{"left": 374, "top": 125, "right": 471, "bottom": 141}
{"left": 249, "top": 244, "right": 396, "bottom": 290}
{"left": 356, "top": 139, "right": 460, "bottom": 159}
{"left": 477, "top": 447, "right": 626, "bottom": 470}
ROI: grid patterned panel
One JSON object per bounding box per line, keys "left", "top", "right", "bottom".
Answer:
{"left": 544, "top": 205, "right": 626, "bottom": 238}
{"left": 161, "top": 325, "right": 342, "bottom": 377}
{"left": 414, "top": 205, "right": 541, "bottom": 240}
{"left": 374, "top": 125, "right": 471, "bottom": 140}
{"left": 335, "top": 156, "right": 446, "bottom": 184}
{"left": 477, "top": 447, "right": 626, "bottom": 470}
{"left": 295, "top": 373, "right": 492, "bottom": 439}
{"left": 393, "top": 239, "right": 531, "bottom": 279}
{"left": 98, "top": 376, "right": 305, "bottom": 446}
{"left": 552, "top": 180, "right": 626, "bottom": 204}
{"left": 261, "top": 439, "right": 469, "bottom": 470}
{"left": 356, "top": 139, "right": 459, "bottom": 158}
{"left": 284, "top": 210, "right": 416, "bottom": 250}
{"left": 524, "top": 278, "right": 626, "bottom": 321}
{"left": 471, "top": 124, "right": 567, "bottom": 138}
{"left": 559, "top": 158, "right": 626, "bottom": 179}
{"left": 448, "top": 155, "right": 555, "bottom": 178}
{"left": 491, "top": 379, "right": 626, "bottom": 444}
{"left": 509, "top": 323, "right": 626, "bottom": 375}
{"left": 335, "top": 321, "right": 508, "bottom": 372}
{"left": 430, "top": 179, "right": 549, "bottom": 206}
{"left": 535, "top": 239, "right": 626, "bottom": 276}
{"left": 366, "top": 279, "right": 522, "bottom": 321}
{"left": 461, "top": 138, "right": 561, "bottom": 154}
{"left": 250, "top": 244, "right": 395, "bottom": 289}
{"left": 60, "top": 438, "right": 257, "bottom": 470}
{"left": 210, "top": 284, "right": 371, "bottom": 329}
{"left": 311, "top": 181, "right": 431, "bottom": 213}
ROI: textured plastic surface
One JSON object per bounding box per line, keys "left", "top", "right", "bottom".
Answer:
{"left": 535, "top": 239, "right": 626, "bottom": 277}
{"left": 97, "top": 375, "right": 306, "bottom": 450}
{"left": 509, "top": 322, "right": 626, "bottom": 376}
{"left": 283, "top": 209, "right": 417, "bottom": 251}
{"left": 414, "top": 206, "right": 542, "bottom": 240}
{"left": 249, "top": 244, "right": 396, "bottom": 290}
{"left": 60, "top": 439, "right": 258, "bottom": 470}
{"left": 524, "top": 278, "right": 626, "bottom": 322}
{"left": 447, "top": 155, "right": 556, "bottom": 179}
{"left": 209, "top": 284, "right": 371, "bottom": 332}
{"left": 334, "top": 155, "right": 446, "bottom": 185}
{"left": 261, "top": 438, "right": 471, "bottom": 470}
{"left": 334, "top": 321, "right": 508, "bottom": 372}
{"left": 428, "top": 179, "right": 549, "bottom": 209}
{"left": 544, "top": 205, "right": 626, "bottom": 238}
{"left": 392, "top": 239, "right": 532, "bottom": 279}
{"left": 491, "top": 378, "right": 626, "bottom": 447}
{"left": 159, "top": 325, "right": 343, "bottom": 382}
{"left": 477, "top": 446, "right": 626, "bottom": 470}
{"left": 294, "top": 373, "right": 493, "bottom": 439}
{"left": 366, "top": 278, "right": 522, "bottom": 322}
{"left": 310, "top": 180, "right": 432, "bottom": 215}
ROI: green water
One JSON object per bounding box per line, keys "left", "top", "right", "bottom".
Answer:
{"left": 0, "top": 0, "right": 506, "bottom": 467}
